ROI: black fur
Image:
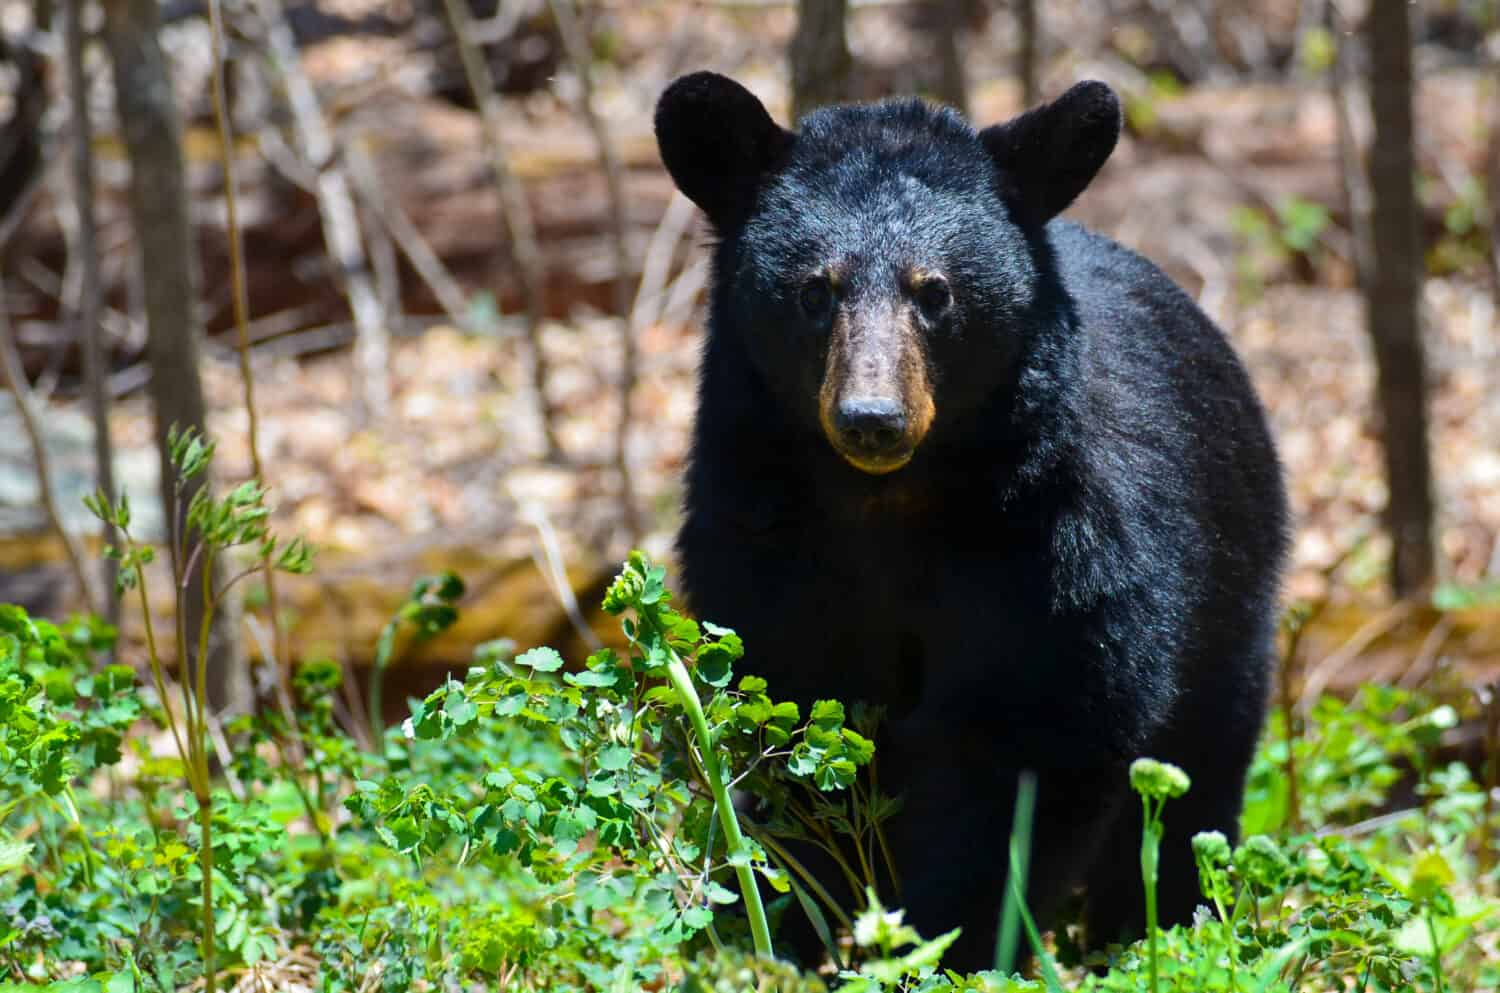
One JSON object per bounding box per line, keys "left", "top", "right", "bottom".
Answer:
{"left": 657, "top": 73, "right": 1289, "bottom": 972}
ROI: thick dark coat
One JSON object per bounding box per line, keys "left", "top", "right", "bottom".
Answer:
{"left": 656, "top": 72, "right": 1288, "bottom": 972}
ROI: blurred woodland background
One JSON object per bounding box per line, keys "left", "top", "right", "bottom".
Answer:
{"left": 1, "top": 0, "right": 1498, "bottom": 733}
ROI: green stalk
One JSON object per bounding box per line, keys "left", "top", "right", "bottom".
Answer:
{"left": 1010, "top": 873, "right": 1066, "bottom": 993}
{"left": 995, "top": 770, "right": 1037, "bottom": 974}
{"left": 197, "top": 790, "right": 217, "bottom": 993}
{"left": 60, "top": 786, "right": 98, "bottom": 887}
{"left": 752, "top": 828, "right": 855, "bottom": 934}
{"left": 1199, "top": 856, "right": 1237, "bottom": 991}
{"left": 194, "top": 563, "right": 217, "bottom": 993}
{"left": 1141, "top": 796, "right": 1161, "bottom": 993}
{"left": 661, "top": 651, "right": 774, "bottom": 959}
{"left": 1425, "top": 912, "right": 1446, "bottom": 993}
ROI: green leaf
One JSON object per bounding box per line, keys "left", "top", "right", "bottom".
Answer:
{"left": 596, "top": 745, "right": 633, "bottom": 772}
{"left": 515, "top": 647, "right": 564, "bottom": 673}
{"left": 682, "top": 905, "right": 714, "bottom": 929}
{"left": 443, "top": 691, "right": 478, "bottom": 727}
{"left": 695, "top": 642, "right": 735, "bottom": 688}
{"left": 0, "top": 840, "right": 33, "bottom": 874}
{"left": 565, "top": 668, "right": 619, "bottom": 689}
{"left": 841, "top": 728, "right": 875, "bottom": 764}
{"left": 810, "top": 699, "right": 845, "bottom": 728}
{"left": 704, "top": 880, "right": 739, "bottom": 905}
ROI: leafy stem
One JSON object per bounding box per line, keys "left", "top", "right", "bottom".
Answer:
{"left": 651, "top": 612, "right": 774, "bottom": 959}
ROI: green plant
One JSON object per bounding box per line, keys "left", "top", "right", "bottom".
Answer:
{"left": 343, "top": 551, "right": 879, "bottom": 982}
{"left": 72, "top": 426, "right": 308, "bottom": 991}
{"left": 1128, "top": 759, "right": 1191, "bottom": 993}
{"left": 6, "top": 468, "right": 1500, "bottom": 991}
{"left": 1230, "top": 197, "right": 1331, "bottom": 297}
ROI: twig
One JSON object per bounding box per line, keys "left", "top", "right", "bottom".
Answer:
{"left": 0, "top": 165, "right": 45, "bottom": 251}
{"left": 1481, "top": 680, "right": 1499, "bottom": 886}
{"left": 1327, "top": 0, "right": 1373, "bottom": 288}
{"left": 1279, "top": 604, "right": 1316, "bottom": 832}
{"left": 253, "top": 0, "right": 391, "bottom": 423}
{"left": 630, "top": 191, "right": 696, "bottom": 333}
{"left": 345, "top": 135, "right": 475, "bottom": 330}
{"left": 547, "top": 0, "right": 641, "bottom": 542}
{"left": 1318, "top": 805, "right": 1422, "bottom": 838}
{"left": 205, "top": 705, "right": 246, "bottom": 801}
{"left": 361, "top": 177, "right": 402, "bottom": 325}
{"left": 63, "top": 0, "right": 118, "bottom": 625}
{"left": 439, "top": 0, "right": 563, "bottom": 459}
{"left": 659, "top": 257, "right": 711, "bottom": 330}
{"left": 1297, "top": 601, "right": 1411, "bottom": 713}
{"left": 0, "top": 285, "right": 100, "bottom": 611}
{"left": 206, "top": 0, "right": 302, "bottom": 747}
{"left": 1397, "top": 614, "right": 1454, "bottom": 691}
{"left": 520, "top": 501, "right": 604, "bottom": 653}
{"left": 1487, "top": 59, "right": 1500, "bottom": 303}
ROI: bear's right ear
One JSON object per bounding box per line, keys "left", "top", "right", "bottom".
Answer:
{"left": 655, "top": 72, "right": 793, "bottom": 230}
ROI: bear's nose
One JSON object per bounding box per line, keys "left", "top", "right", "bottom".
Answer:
{"left": 836, "top": 398, "right": 907, "bottom": 455}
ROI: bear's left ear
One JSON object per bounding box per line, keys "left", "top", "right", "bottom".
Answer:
{"left": 978, "top": 81, "right": 1121, "bottom": 227}
{"left": 655, "top": 72, "right": 794, "bottom": 230}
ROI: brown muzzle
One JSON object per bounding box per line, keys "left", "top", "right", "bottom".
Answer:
{"left": 818, "top": 304, "right": 935, "bottom": 474}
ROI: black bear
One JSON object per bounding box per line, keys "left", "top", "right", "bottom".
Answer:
{"left": 655, "top": 72, "right": 1288, "bottom": 972}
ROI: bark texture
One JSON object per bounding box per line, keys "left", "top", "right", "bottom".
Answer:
{"left": 1364, "top": 0, "right": 1436, "bottom": 596}
{"left": 790, "top": 0, "right": 853, "bottom": 120}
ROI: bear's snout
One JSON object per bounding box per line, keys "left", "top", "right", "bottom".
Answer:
{"left": 817, "top": 309, "right": 936, "bottom": 475}
{"left": 834, "top": 397, "right": 908, "bottom": 459}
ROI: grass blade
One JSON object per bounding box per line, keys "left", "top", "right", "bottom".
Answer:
{"left": 995, "top": 770, "right": 1038, "bottom": 975}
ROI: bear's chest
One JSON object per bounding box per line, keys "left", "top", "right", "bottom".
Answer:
{"left": 797, "top": 510, "right": 1055, "bottom": 695}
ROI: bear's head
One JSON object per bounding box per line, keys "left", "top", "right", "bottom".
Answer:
{"left": 655, "top": 73, "right": 1120, "bottom": 475}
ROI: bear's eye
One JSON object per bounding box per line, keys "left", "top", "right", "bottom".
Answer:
{"left": 914, "top": 278, "right": 952, "bottom": 319}
{"left": 798, "top": 278, "right": 835, "bottom": 322}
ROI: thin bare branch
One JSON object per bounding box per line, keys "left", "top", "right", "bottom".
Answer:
{"left": 0, "top": 285, "right": 100, "bottom": 614}
{"left": 207, "top": 0, "right": 301, "bottom": 743}
{"left": 1327, "top": 0, "right": 1373, "bottom": 288}
{"left": 631, "top": 191, "right": 697, "bottom": 333}
{"left": 254, "top": 0, "right": 391, "bottom": 423}
{"left": 63, "top": 0, "right": 118, "bottom": 625}
{"left": 439, "top": 0, "right": 563, "bottom": 458}
{"left": 521, "top": 502, "right": 604, "bottom": 653}
{"left": 548, "top": 0, "right": 641, "bottom": 542}
{"left": 1488, "top": 64, "right": 1500, "bottom": 303}
{"left": 345, "top": 136, "right": 474, "bottom": 330}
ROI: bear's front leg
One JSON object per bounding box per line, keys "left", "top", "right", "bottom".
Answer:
{"left": 877, "top": 716, "right": 1129, "bottom": 974}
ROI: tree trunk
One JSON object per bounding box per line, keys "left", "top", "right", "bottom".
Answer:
{"left": 0, "top": 33, "right": 45, "bottom": 232}
{"left": 930, "top": 0, "right": 969, "bottom": 115}
{"left": 103, "top": 0, "right": 248, "bottom": 711}
{"left": 1016, "top": 0, "right": 1038, "bottom": 107}
{"left": 790, "top": 0, "right": 852, "bottom": 120}
{"left": 1488, "top": 59, "right": 1500, "bottom": 303}
{"left": 1364, "top": 0, "right": 1436, "bottom": 597}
